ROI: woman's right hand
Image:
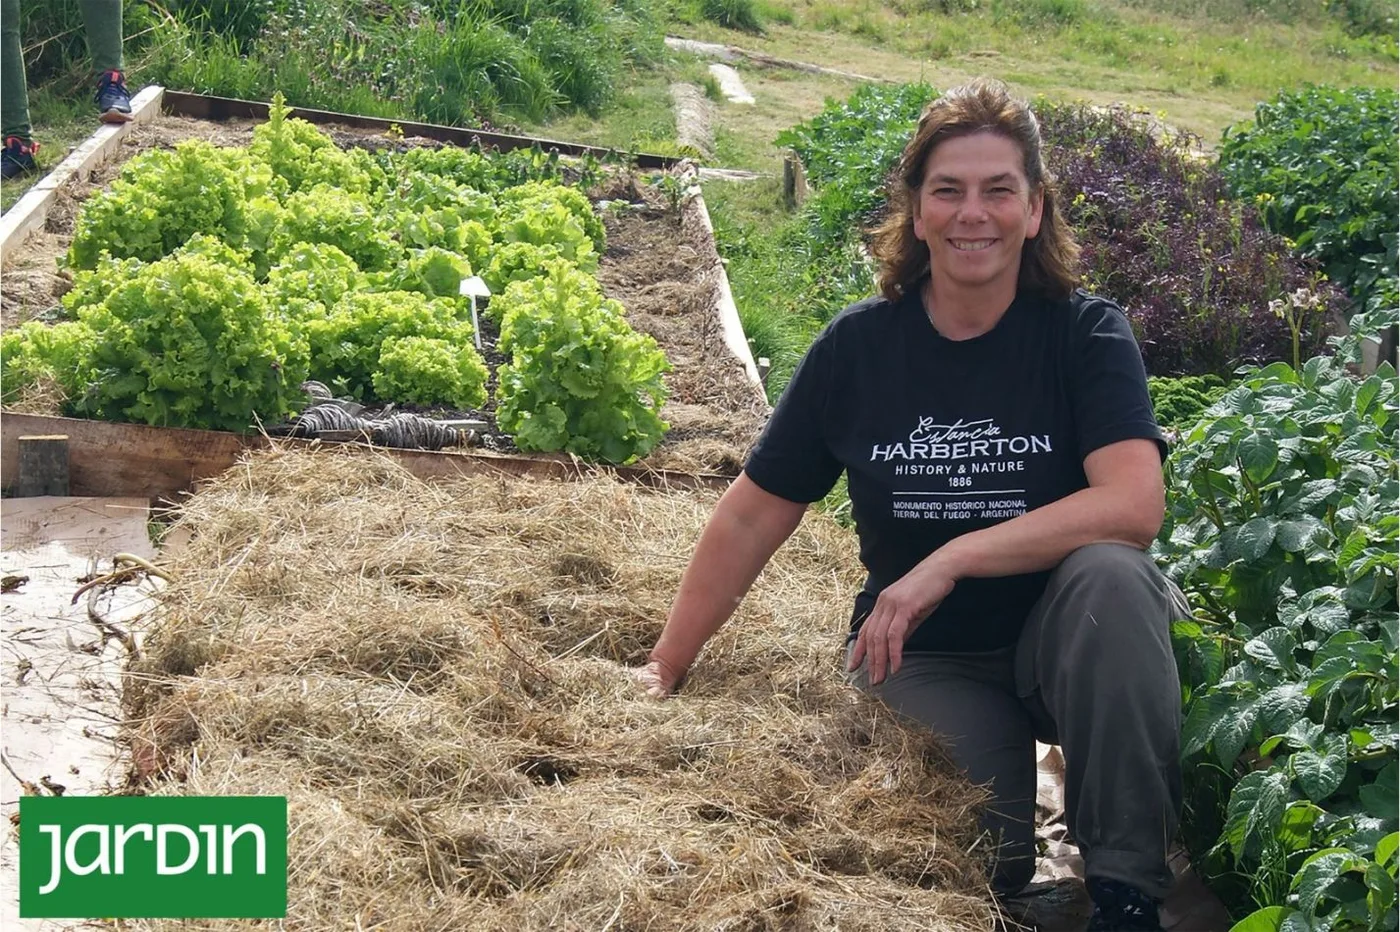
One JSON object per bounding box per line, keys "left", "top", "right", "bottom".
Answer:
{"left": 630, "top": 658, "right": 685, "bottom": 699}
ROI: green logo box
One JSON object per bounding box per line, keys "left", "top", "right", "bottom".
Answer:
{"left": 19, "top": 796, "right": 288, "bottom": 919}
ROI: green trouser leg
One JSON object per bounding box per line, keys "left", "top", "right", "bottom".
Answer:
{"left": 79, "top": 0, "right": 124, "bottom": 74}
{"left": 851, "top": 543, "right": 1187, "bottom": 900}
{"left": 1, "top": 0, "right": 31, "bottom": 141}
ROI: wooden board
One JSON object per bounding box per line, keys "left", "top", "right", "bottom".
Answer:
{"left": 0, "top": 412, "right": 732, "bottom": 500}
{"left": 0, "top": 85, "right": 165, "bottom": 255}
{"left": 680, "top": 164, "right": 765, "bottom": 396}
{"left": 160, "top": 90, "right": 680, "bottom": 170}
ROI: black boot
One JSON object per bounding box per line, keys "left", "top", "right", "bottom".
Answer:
{"left": 1086, "top": 877, "right": 1163, "bottom": 931}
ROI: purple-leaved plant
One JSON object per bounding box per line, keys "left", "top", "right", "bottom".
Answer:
{"left": 1039, "top": 104, "right": 1342, "bottom": 376}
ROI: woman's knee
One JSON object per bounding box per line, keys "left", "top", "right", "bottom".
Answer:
{"left": 1028, "top": 543, "right": 1179, "bottom": 675}
{"left": 1044, "top": 543, "right": 1167, "bottom": 612}
{"left": 1054, "top": 542, "right": 1153, "bottom": 582}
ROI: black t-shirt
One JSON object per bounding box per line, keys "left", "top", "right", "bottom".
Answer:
{"left": 744, "top": 286, "right": 1166, "bottom": 653}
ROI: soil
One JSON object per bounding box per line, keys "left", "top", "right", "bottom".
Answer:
{"left": 0, "top": 113, "right": 768, "bottom": 475}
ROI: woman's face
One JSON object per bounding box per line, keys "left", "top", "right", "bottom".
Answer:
{"left": 911, "top": 131, "right": 1044, "bottom": 296}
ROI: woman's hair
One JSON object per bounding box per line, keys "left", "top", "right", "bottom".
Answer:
{"left": 870, "top": 78, "right": 1080, "bottom": 302}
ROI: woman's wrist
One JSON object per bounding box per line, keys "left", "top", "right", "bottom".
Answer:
{"left": 926, "top": 539, "right": 974, "bottom": 581}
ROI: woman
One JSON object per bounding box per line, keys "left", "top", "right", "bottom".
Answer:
{"left": 635, "top": 79, "right": 1185, "bottom": 932}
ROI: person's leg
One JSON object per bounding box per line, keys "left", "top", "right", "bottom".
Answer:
{"left": 1015, "top": 543, "right": 1187, "bottom": 926}
{"left": 1, "top": 0, "right": 31, "bottom": 141}
{"left": 849, "top": 646, "right": 1038, "bottom": 896}
{"left": 79, "top": 0, "right": 124, "bottom": 73}
{"left": 0, "top": 0, "right": 39, "bottom": 179}
{"left": 80, "top": 0, "right": 131, "bottom": 122}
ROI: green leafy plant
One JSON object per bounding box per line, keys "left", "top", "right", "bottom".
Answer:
{"left": 62, "top": 255, "right": 148, "bottom": 313}
{"left": 1148, "top": 374, "right": 1230, "bottom": 433}
{"left": 498, "top": 180, "right": 606, "bottom": 254}
{"left": 0, "top": 320, "right": 98, "bottom": 407}
{"left": 495, "top": 261, "right": 670, "bottom": 463}
{"left": 66, "top": 140, "right": 273, "bottom": 270}
{"left": 251, "top": 91, "right": 382, "bottom": 194}
{"left": 1218, "top": 85, "right": 1399, "bottom": 316}
{"left": 480, "top": 241, "right": 570, "bottom": 299}
{"left": 372, "top": 336, "right": 488, "bottom": 409}
{"left": 67, "top": 236, "right": 309, "bottom": 430}
{"left": 775, "top": 81, "right": 938, "bottom": 248}
{"left": 264, "top": 242, "right": 363, "bottom": 308}
{"left": 383, "top": 169, "right": 499, "bottom": 256}
{"left": 389, "top": 144, "right": 566, "bottom": 194}
{"left": 496, "top": 202, "right": 599, "bottom": 272}
{"left": 269, "top": 184, "right": 403, "bottom": 272}
{"left": 304, "top": 290, "right": 475, "bottom": 402}
{"left": 371, "top": 247, "right": 474, "bottom": 301}
{"left": 1155, "top": 314, "right": 1399, "bottom": 929}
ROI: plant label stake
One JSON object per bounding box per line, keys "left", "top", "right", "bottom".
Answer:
{"left": 460, "top": 276, "right": 492, "bottom": 351}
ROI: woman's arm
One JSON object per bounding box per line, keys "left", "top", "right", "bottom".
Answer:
{"left": 638, "top": 473, "right": 809, "bottom": 697}
{"left": 937, "top": 436, "right": 1165, "bottom": 575}
{"left": 850, "top": 437, "right": 1165, "bottom": 684}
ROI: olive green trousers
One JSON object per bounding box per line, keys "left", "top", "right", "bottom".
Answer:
{"left": 849, "top": 542, "right": 1188, "bottom": 899}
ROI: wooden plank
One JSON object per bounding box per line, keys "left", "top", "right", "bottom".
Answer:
{"left": 0, "top": 413, "right": 731, "bottom": 500}
{"left": 678, "top": 165, "right": 768, "bottom": 403}
{"left": 160, "top": 91, "right": 681, "bottom": 170}
{"left": 14, "top": 435, "right": 70, "bottom": 497}
{"left": 0, "top": 85, "right": 165, "bottom": 255}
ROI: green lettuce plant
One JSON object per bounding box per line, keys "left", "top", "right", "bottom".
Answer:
{"left": 494, "top": 261, "right": 669, "bottom": 463}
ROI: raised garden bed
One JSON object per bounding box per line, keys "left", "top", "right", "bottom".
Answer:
{"left": 1, "top": 89, "right": 768, "bottom": 497}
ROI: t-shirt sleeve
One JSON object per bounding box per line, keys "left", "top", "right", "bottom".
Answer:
{"left": 1071, "top": 297, "right": 1168, "bottom": 462}
{"left": 743, "top": 327, "right": 845, "bottom": 503}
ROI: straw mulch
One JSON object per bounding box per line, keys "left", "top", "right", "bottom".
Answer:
{"left": 123, "top": 446, "right": 998, "bottom": 931}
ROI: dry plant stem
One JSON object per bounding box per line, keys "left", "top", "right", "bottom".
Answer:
{"left": 0, "top": 752, "right": 46, "bottom": 796}
{"left": 117, "top": 445, "right": 998, "bottom": 931}
{"left": 113, "top": 552, "right": 173, "bottom": 581}
{"left": 87, "top": 586, "right": 141, "bottom": 658}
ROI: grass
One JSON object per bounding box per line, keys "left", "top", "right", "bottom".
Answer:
{"left": 0, "top": 88, "right": 91, "bottom": 211}
{"left": 701, "top": 176, "right": 814, "bottom": 386}
{"left": 668, "top": 0, "right": 1393, "bottom": 148}
{"left": 518, "top": 75, "right": 679, "bottom": 156}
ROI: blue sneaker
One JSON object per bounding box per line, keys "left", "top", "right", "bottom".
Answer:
{"left": 95, "top": 70, "right": 133, "bottom": 123}
{"left": 1, "top": 136, "right": 39, "bottom": 180}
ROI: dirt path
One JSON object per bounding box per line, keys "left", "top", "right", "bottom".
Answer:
{"left": 1, "top": 498, "right": 158, "bottom": 930}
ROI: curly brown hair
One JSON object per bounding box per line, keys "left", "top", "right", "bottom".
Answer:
{"left": 870, "top": 79, "right": 1080, "bottom": 302}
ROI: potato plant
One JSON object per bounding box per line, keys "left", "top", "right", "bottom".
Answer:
{"left": 1156, "top": 311, "right": 1399, "bottom": 930}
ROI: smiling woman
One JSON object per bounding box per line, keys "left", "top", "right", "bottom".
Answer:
{"left": 634, "top": 78, "right": 1188, "bottom": 932}
{"left": 910, "top": 133, "right": 1044, "bottom": 336}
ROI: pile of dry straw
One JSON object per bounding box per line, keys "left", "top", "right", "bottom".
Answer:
{"left": 124, "top": 446, "right": 998, "bottom": 930}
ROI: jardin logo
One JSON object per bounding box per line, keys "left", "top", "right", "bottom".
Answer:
{"left": 19, "top": 796, "right": 287, "bottom": 919}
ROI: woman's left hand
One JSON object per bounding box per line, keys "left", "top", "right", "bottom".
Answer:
{"left": 846, "top": 555, "right": 957, "bottom": 686}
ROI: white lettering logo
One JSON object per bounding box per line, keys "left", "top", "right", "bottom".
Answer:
{"left": 37, "top": 823, "right": 268, "bottom": 895}
{"left": 871, "top": 416, "right": 1051, "bottom": 463}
